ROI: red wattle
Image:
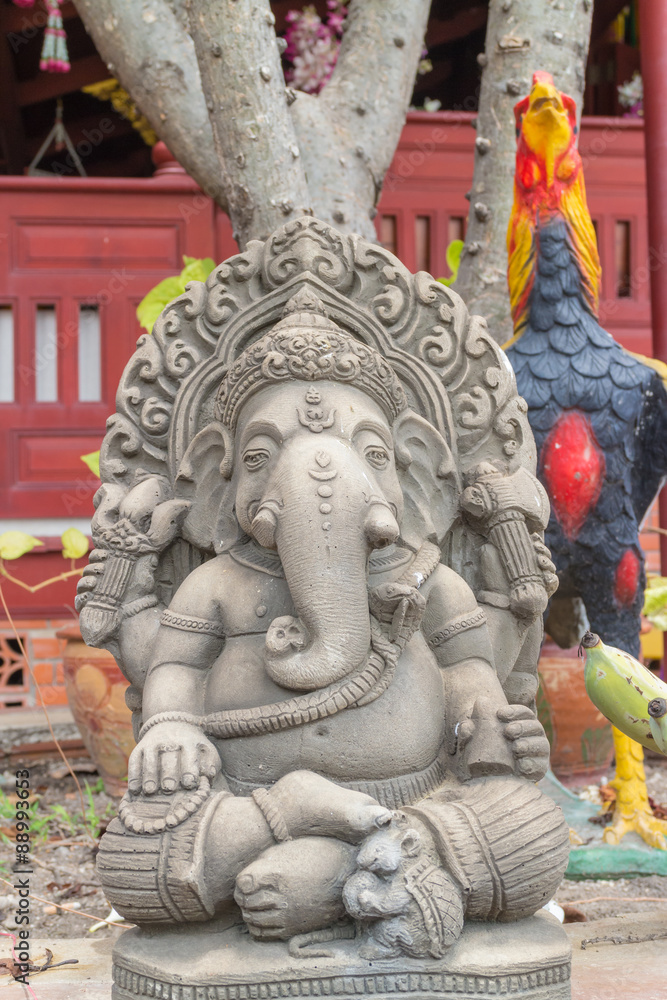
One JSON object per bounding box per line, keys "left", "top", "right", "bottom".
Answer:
{"left": 541, "top": 411, "right": 605, "bottom": 540}
{"left": 614, "top": 549, "right": 641, "bottom": 607}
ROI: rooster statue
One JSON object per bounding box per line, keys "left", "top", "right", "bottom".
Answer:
{"left": 504, "top": 71, "right": 667, "bottom": 849}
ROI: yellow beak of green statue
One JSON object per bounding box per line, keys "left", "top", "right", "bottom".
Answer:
{"left": 582, "top": 631, "right": 667, "bottom": 755}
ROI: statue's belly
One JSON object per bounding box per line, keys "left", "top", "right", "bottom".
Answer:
{"left": 205, "top": 633, "right": 446, "bottom": 784}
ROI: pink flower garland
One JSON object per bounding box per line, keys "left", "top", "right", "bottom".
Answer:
{"left": 12, "top": 0, "right": 70, "bottom": 73}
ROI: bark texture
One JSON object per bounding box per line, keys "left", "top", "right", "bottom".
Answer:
{"left": 187, "top": 0, "right": 311, "bottom": 244}
{"left": 74, "top": 0, "right": 221, "bottom": 204}
{"left": 73, "top": 0, "right": 430, "bottom": 248}
{"left": 453, "top": 0, "right": 594, "bottom": 345}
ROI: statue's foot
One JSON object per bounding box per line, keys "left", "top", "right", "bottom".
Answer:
{"left": 271, "top": 770, "right": 391, "bottom": 842}
{"left": 234, "top": 837, "right": 356, "bottom": 940}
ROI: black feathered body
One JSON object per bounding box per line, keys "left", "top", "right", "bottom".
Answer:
{"left": 506, "top": 219, "right": 667, "bottom": 656}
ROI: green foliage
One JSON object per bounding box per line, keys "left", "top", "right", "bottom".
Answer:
{"left": 644, "top": 575, "right": 667, "bottom": 631}
{"left": 61, "top": 527, "right": 89, "bottom": 561}
{"left": 0, "top": 531, "right": 43, "bottom": 560}
{"left": 0, "top": 780, "right": 114, "bottom": 846}
{"left": 80, "top": 451, "right": 100, "bottom": 478}
{"left": 437, "top": 239, "right": 464, "bottom": 287}
{"left": 136, "top": 255, "right": 216, "bottom": 333}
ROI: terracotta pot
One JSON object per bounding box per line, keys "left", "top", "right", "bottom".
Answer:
{"left": 537, "top": 639, "right": 614, "bottom": 786}
{"left": 57, "top": 626, "right": 135, "bottom": 797}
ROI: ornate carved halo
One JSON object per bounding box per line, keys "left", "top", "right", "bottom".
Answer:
{"left": 214, "top": 287, "right": 408, "bottom": 430}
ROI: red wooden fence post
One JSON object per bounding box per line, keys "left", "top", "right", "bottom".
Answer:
{"left": 638, "top": 0, "right": 667, "bottom": 597}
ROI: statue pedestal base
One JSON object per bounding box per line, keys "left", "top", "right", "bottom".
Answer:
{"left": 112, "top": 913, "right": 571, "bottom": 1000}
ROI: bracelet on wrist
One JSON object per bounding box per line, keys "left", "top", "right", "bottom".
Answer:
{"left": 139, "top": 711, "right": 202, "bottom": 740}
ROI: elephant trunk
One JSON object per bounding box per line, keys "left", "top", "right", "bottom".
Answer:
{"left": 253, "top": 442, "right": 398, "bottom": 691}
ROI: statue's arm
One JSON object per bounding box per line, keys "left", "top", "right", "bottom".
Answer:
{"left": 421, "top": 564, "right": 503, "bottom": 704}
{"left": 421, "top": 565, "right": 549, "bottom": 780}
{"left": 122, "top": 565, "right": 227, "bottom": 795}
{"left": 76, "top": 476, "right": 192, "bottom": 686}
{"left": 142, "top": 564, "right": 226, "bottom": 718}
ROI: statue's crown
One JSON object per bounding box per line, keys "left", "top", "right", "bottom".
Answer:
{"left": 215, "top": 287, "right": 407, "bottom": 429}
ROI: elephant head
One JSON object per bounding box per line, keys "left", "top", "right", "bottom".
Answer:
{"left": 178, "top": 289, "right": 458, "bottom": 692}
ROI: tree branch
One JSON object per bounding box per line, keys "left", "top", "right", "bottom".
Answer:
{"left": 73, "top": 0, "right": 223, "bottom": 207}
{"left": 323, "top": 0, "right": 431, "bottom": 188}
{"left": 187, "top": 0, "right": 311, "bottom": 247}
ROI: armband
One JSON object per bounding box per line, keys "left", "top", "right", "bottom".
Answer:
{"left": 426, "top": 608, "right": 487, "bottom": 649}
{"left": 160, "top": 610, "right": 226, "bottom": 638}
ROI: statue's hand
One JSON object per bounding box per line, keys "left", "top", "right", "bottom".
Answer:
{"left": 76, "top": 478, "right": 190, "bottom": 646}
{"left": 234, "top": 837, "right": 356, "bottom": 940}
{"left": 127, "top": 721, "right": 220, "bottom": 795}
{"left": 530, "top": 533, "right": 559, "bottom": 599}
{"left": 74, "top": 548, "right": 107, "bottom": 612}
{"left": 268, "top": 771, "right": 391, "bottom": 843}
{"left": 498, "top": 705, "right": 550, "bottom": 781}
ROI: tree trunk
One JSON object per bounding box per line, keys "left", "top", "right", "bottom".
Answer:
{"left": 453, "top": 0, "right": 593, "bottom": 345}
{"left": 73, "top": 0, "right": 430, "bottom": 248}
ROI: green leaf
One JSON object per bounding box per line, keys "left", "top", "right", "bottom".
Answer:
{"left": 80, "top": 451, "right": 101, "bottom": 477}
{"left": 179, "top": 256, "right": 215, "bottom": 284}
{"left": 0, "top": 531, "right": 43, "bottom": 560}
{"left": 136, "top": 276, "right": 184, "bottom": 332}
{"left": 644, "top": 576, "right": 667, "bottom": 630}
{"left": 135, "top": 258, "right": 216, "bottom": 333}
{"left": 437, "top": 238, "right": 464, "bottom": 287}
{"left": 61, "top": 527, "right": 90, "bottom": 561}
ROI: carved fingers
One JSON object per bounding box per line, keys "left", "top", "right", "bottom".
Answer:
{"left": 531, "top": 533, "right": 559, "bottom": 598}
{"left": 127, "top": 722, "right": 220, "bottom": 796}
{"left": 234, "top": 867, "right": 288, "bottom": 940}
{"left": 498, "top": 705, "right": 550, "bottom": 781}
{"left": 74, "top": 549, "right": 107, "bottom": 611}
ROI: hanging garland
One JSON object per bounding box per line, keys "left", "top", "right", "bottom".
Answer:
{"left": 12, "top": 0, "right": 70, "bottom": 74}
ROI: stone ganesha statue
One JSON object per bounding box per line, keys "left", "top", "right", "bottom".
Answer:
{"left": 76, "top": 219, "right": 569, "bottom": 996}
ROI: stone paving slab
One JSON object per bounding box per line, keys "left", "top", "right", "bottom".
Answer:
{"left": 3, "top": 915, "right": 666, "bottom": 999}
{"left": 0, "top": 931, "right": 118, "bottom": 999}
{"left": 566, "top": 911, "right": 667, "bottom": 1000}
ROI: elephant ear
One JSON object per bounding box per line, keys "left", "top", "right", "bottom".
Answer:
{"left": 393, "top": 410, "right": 461, "bottom": 551}
{"left": 176, "top": 421, "right": 239, "bottom": 553}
